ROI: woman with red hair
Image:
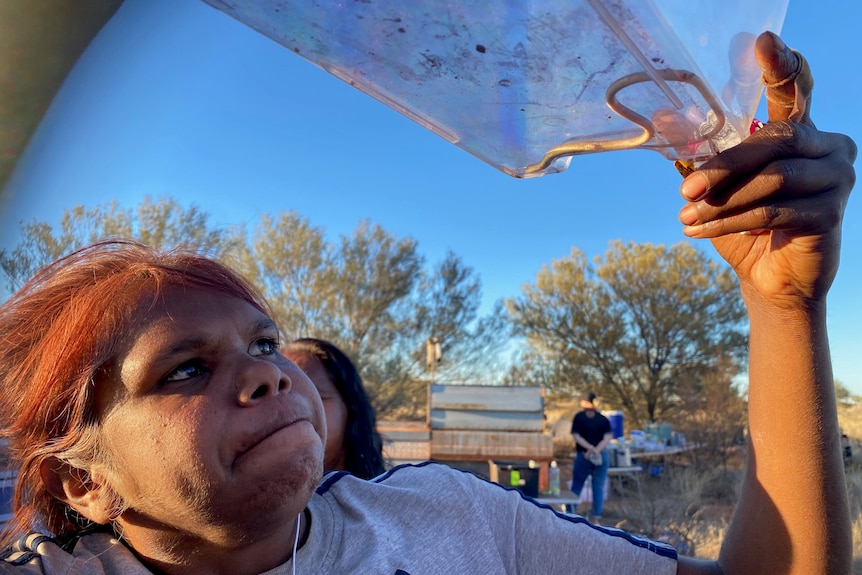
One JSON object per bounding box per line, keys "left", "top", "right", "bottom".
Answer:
{"left": 0, "top": 239, "right": 313, "bottom": 546}
{"left": 0, "top": 34, "right": 856, "bottom": 575}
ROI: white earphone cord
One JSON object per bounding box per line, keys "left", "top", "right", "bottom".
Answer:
{"left": 292, "top": 511, "right": 301, "bottom": 575}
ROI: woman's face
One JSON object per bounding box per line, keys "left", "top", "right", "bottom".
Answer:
{"left": 284, "top": 352, "right": 348, "bottom": 473}
{"left": 90, "top": 287, "right": 326, "bottom": 548}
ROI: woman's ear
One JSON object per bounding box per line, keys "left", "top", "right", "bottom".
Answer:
{"left": 39, "top": 457, "right": 114, "bottom": 525}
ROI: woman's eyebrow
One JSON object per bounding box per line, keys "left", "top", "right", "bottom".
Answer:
{"left": 250, "top": 318, "right": 279, "bottom": 335}
{"left": 147, "top": 315, "right": 280, "bottom": 363}
{"left": 159, "top": 336, "right": 210, "bottom": 358}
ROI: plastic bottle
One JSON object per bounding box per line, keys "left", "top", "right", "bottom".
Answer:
{"left": 510, "top": 468, "right": 521, "bottom": 488}
{"left": 549, "top": 460, "right": 561, "bottom": 496}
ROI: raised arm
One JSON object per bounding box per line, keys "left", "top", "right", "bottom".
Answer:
{"left": 676, "top": 32, "right": 856, "bottom": 575}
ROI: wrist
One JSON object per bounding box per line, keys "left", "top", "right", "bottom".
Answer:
{"left": 741, "top": 284, "right": 827, "bottom": 323}
{"left": 739, "top": 277, "right": 829, "bottom": 312}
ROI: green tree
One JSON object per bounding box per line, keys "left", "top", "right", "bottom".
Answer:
{"left": 230, "top": 211, "right": 337, "bottom": 339}
{"left": 505, "top": 240, "right": 748, "bottom": 428}
{"left": 672, "top": 355, "right": 748, "bottom": 471}
{"left": 239, "top": 216, "right": 423, "bottom": 359}
{"left": 501, "top": 347, "right": 566, "bottom": 389}
{"left": 409, "top": 253, "right": 510, "bottom": 383}
{"left": 369, "top": 253, "right": 510, "bottom": 419}
{"left": 230, "top": 214, "right": 508, "bottom": 419}
{"left": 1, "top": 199, "right": 506, "bottom": 420}
{"left": 0, "top": 197, "right": 236, "bottom": 294}
{"left": 331, "top": 220, "right": 424, "bottom": 360}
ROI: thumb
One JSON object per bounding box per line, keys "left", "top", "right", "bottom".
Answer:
{"left": 755, "top": 31, "right": 814, "bottom": 126}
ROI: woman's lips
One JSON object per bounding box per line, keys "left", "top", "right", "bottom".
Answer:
{"left": 233, "top": 417, "right": 309, "bottom": 465}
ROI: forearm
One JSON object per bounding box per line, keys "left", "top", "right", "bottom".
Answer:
{"left": 718, "top": 294, "right": 850, "bottom": 575}
{"left": 573, "top": 435, "right": 595, "bottom": 451}
{"left": 596, "top": 433, "right": 613, "bottom": 452}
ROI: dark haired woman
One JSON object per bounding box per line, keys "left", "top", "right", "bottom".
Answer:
{"left": 283, "top": 338, "right": 386, "bottom": 479}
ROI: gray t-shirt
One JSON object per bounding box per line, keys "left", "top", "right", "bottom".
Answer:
{"left": 1, "top": 462, "right": 677, "bottom": 574}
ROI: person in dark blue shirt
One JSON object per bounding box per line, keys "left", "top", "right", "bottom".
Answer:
{"left": 570, "top": 392, "right": 614, "bottom": 522}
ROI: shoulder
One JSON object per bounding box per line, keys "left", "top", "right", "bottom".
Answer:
{"left": 308, "top": 464, "right": 677, "bottom": 573}
{"left": 320, "top": 461, "right": 480, "bottom": 493}
{"left": 318, "top": 462, "right": 506, "bottom": 509}
{"left": 0, "top": 531, "right": 147, "bottom": 574}
{"left": 0, "top": 533, "right": 55, "bottom": 572}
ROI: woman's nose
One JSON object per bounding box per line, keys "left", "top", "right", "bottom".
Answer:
{"left": 236, "top": 357, "right": 290, "bottom": 406}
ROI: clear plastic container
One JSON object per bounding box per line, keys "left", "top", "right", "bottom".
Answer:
{"left": 205, "top": 0, "right": 788, "bottom": 178}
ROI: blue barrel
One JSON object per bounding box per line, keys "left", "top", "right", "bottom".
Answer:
{"left": 606, "top": 410, "right": 624, "bottom": 439}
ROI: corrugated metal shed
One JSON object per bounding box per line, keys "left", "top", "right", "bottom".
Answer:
{"left": 431, "top": 430, "right": 554, "bottom": 460}
{"left": 378, "top": 421, "right": 431, "bottom": 442}
{"left": 429, "top": 384, "right": 545, "bottom": 432}
{"left": 429, "top": 384, "right": 544, "bottom": 412}
{"left": 377, "top": 385, "right": 554, "bottom": 481}
{"left": 430, "top": 409, "right": 544, "bottom": 431}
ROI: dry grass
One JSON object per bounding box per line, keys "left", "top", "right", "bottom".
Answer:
{"left": 687, "top": 402, "right": 862, "bottom": 566}
{"left": 839, "top": 403, "right": 862, "bottom": 440}
{"left": 840, "top": 403, "right": 862, "bottom": 572}
{"left": 838, "top": 404, "right": 862, "bottom": 575}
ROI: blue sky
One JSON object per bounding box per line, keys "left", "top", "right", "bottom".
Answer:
{"left": 2, "top": 0, "right": 861, "bottom": 393}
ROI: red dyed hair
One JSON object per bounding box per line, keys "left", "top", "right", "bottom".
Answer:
{"left": 0, "top": 239, "right": 270, "bottom": 544}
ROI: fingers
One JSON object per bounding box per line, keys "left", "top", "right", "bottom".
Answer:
{"left": 755, "top": 32, "right": 814, "bottom": 126}
{"left": 680, "top": 188, "right": 844, "bottom": 239}
{"left": 681, "top": 122, "right": 856, "bottom": 201}
{"left": 678, "top": 123, "right": 857, "bottom": 237}
{"left": 676, "top": 33, "right": 855, "bottom": 241}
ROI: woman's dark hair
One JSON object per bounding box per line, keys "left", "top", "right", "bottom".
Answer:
{"left": 283, "top": 338, "right": 386, "bottom": 479}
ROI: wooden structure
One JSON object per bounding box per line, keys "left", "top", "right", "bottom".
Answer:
{"left": 378, "top": 421, "right": 432, "bottom": 465}
{"left": 380, "top": 384, "right": 555, "bottom": 489}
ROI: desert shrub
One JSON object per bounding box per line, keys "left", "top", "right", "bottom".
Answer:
{"left": 610, "top": 465, "right": 736, "bottom": 557}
